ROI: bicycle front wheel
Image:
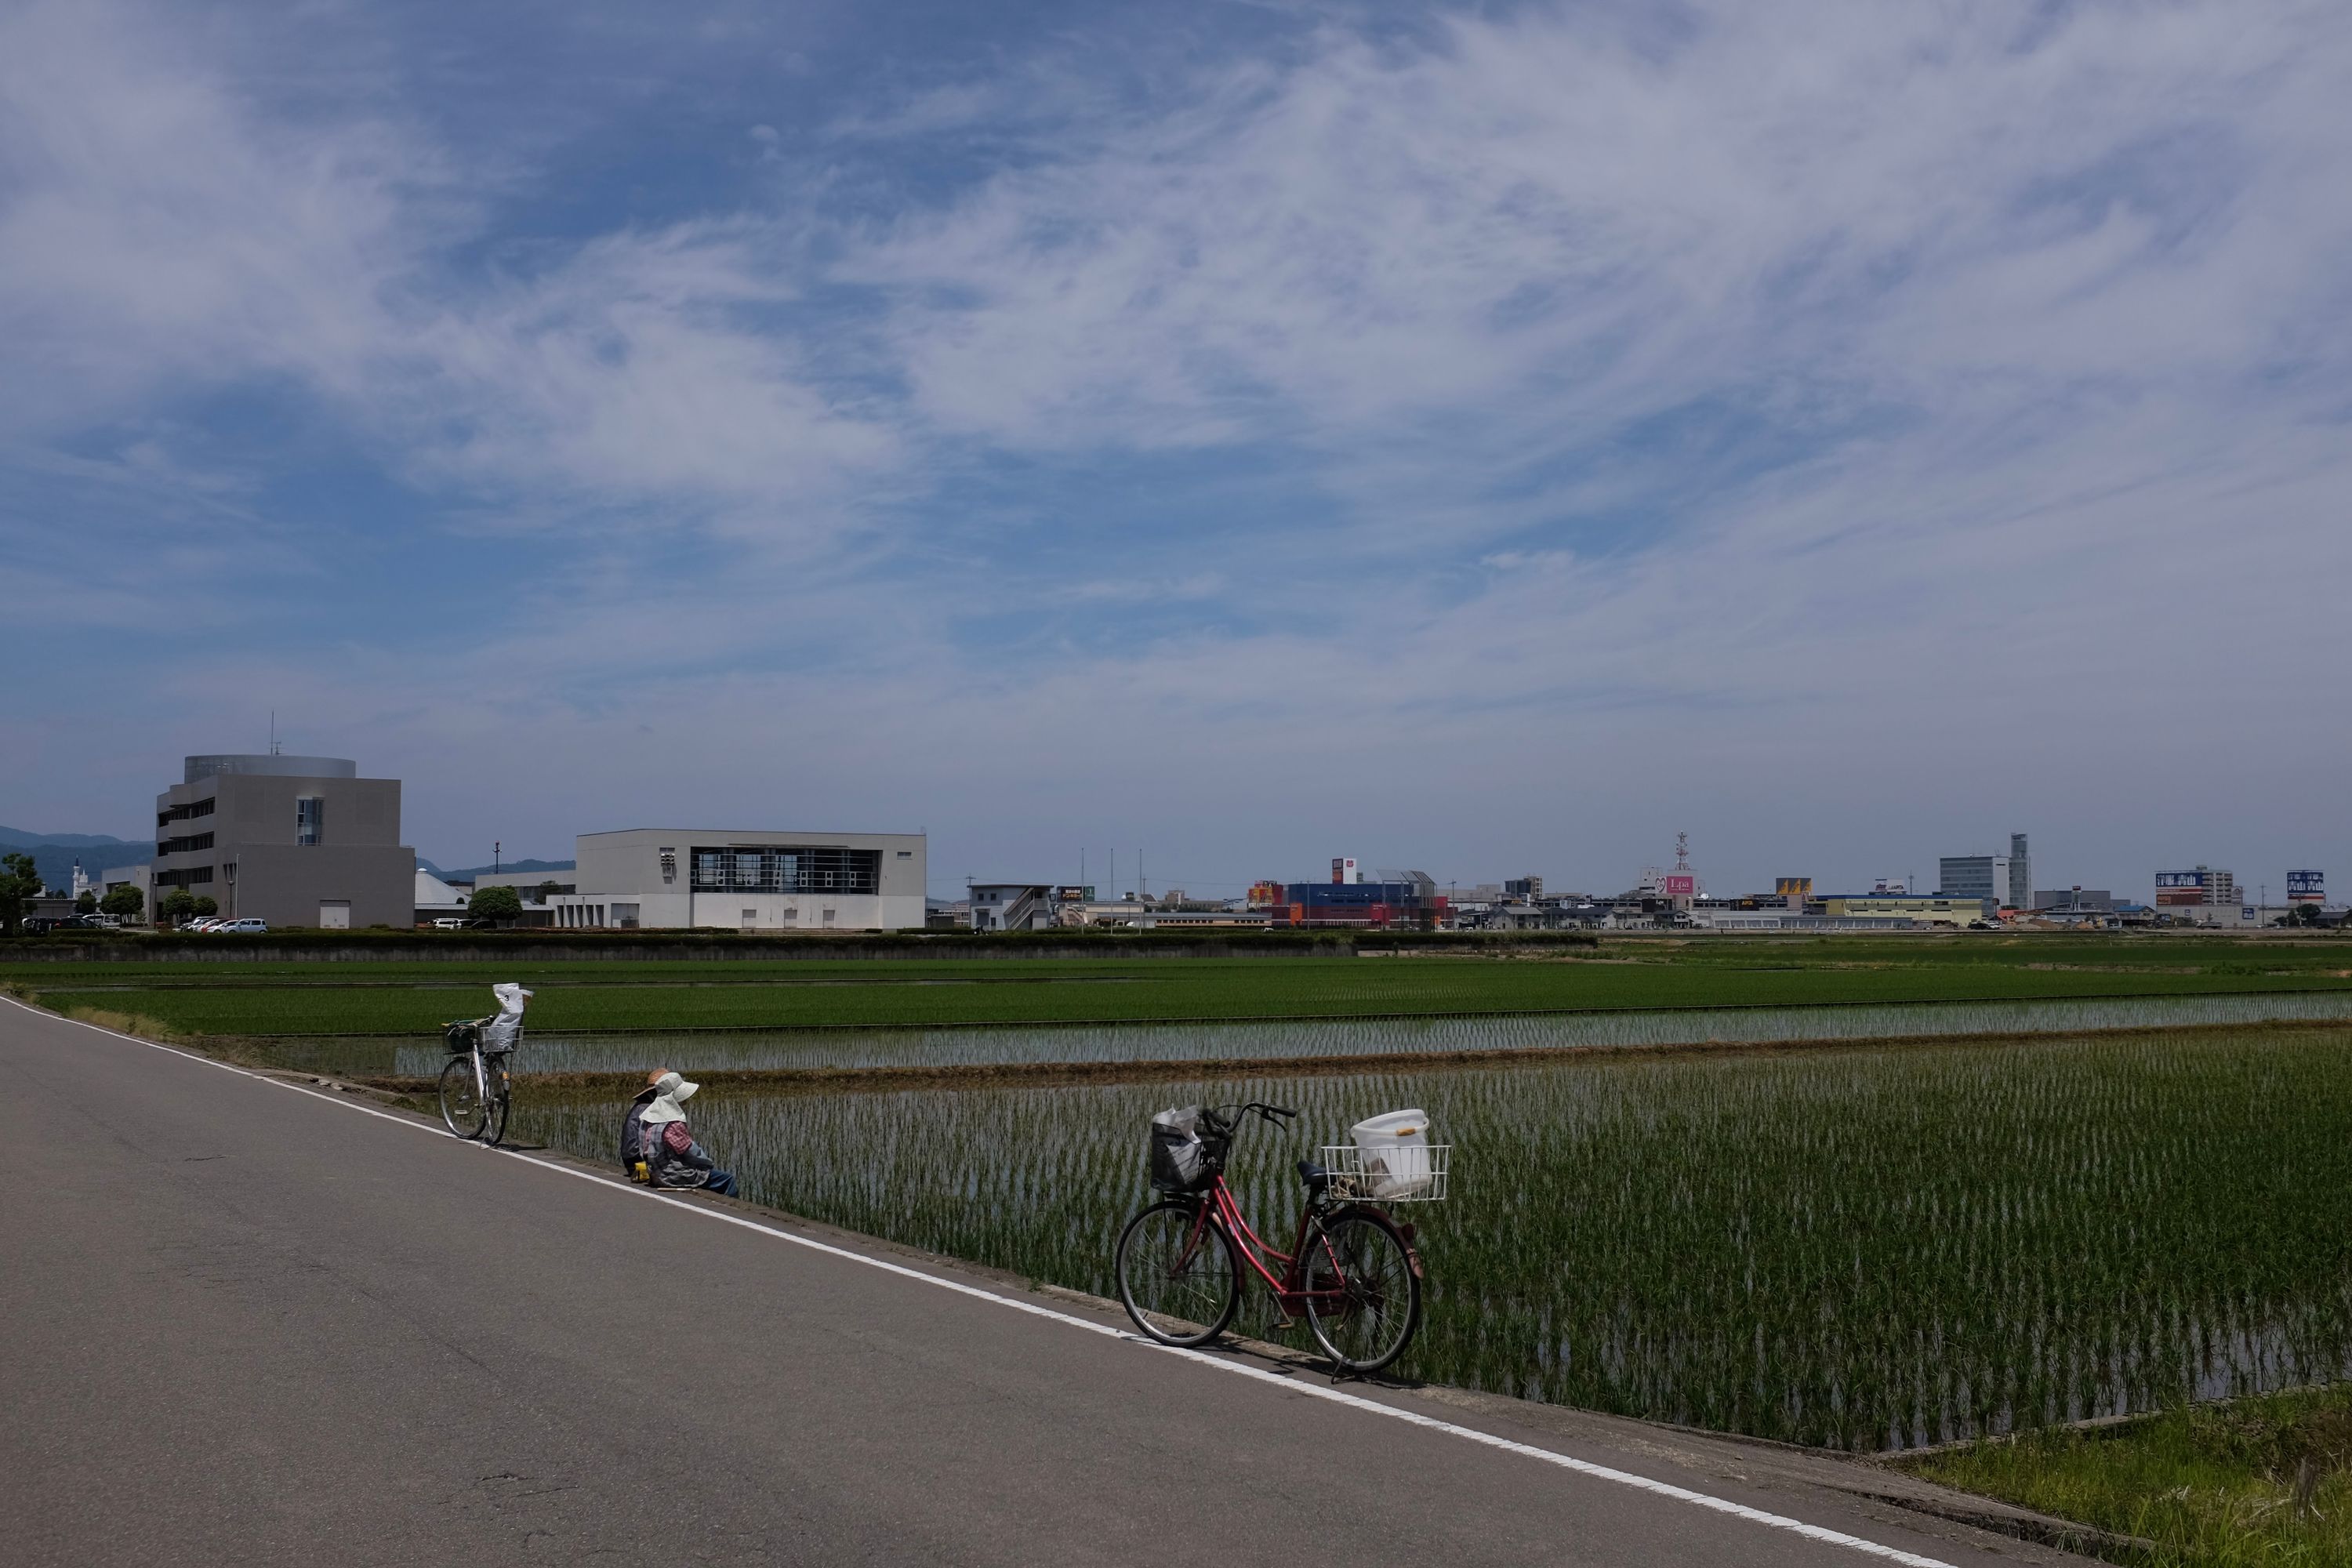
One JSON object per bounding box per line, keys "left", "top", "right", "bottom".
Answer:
{"left": 1301, "top": 1207, "right": 1421, "bottom": 1374}
{"left": 1116, "top": 1200, "right": 1241, "bottom": 1348}
{"left": 438, "top": 1056, "right": 488, "bottom": 1140}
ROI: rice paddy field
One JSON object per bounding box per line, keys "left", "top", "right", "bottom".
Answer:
{"left": 510, "top": 1025, "right": 2352, "bottom": 1454}
{"left": 12, "top": 940, "right": 2352, "bottom": 1038}
{"left": 222, "top": 989, "right": 2352, "bottom": 1081}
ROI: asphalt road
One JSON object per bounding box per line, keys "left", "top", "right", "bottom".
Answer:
{"left": 1, "top": 1000, "right": 2083, "bottom": 1566}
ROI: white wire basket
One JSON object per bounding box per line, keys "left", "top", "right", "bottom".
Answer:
{"left": 1318, "top": 1144, "right": 1450, "bottom": 1203}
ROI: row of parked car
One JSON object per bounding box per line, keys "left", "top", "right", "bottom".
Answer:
{"left": 13, "top": 915, "right": 271, "bottom": 935}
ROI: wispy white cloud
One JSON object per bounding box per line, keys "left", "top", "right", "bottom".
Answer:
{"left": 2, "top": 0, "right": 2347, "bottom": 890}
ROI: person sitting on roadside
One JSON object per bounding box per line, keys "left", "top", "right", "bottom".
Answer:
{"left": 621, "top": 1068, "right": 666, "bottom": 1181}
{"left": 640, "top": 1071, "right": 738, "bottom": 1197}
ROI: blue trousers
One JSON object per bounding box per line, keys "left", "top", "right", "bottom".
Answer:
{"left": 699, "top": 1169, "right": 739, "bottom": 1197}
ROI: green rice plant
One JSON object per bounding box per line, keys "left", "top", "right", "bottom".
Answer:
{"left": 27, "top": 956, "right": 2352, "bottom": 1036}
{"left": 515, "top": 1025, "right": 2352, "bottom": 1452}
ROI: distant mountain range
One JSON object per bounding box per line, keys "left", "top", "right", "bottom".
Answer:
{"left": 418, "top": 858, "right": 575, "bottom": 882}
{"left": 0, "top": 828, "right": 148, "bottom": 894}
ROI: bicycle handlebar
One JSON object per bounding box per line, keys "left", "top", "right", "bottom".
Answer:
{"left": 1205, "top": 1101, "right": 1298, "bottom": 1134}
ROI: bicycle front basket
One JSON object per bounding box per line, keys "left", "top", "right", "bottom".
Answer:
{"left": 444, "top": 1022, "right": 481, "bottom": 1054}
{"left": 1148, "top": 1106, "right": 1220, "bottom": 1193}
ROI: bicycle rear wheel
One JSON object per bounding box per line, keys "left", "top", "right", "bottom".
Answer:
{"left": 1116, "top": 1200, "right": 1241, "bottom": 1348}
{"left": 438, "top": 1056, "right": 488, "bottom": 1140}
{"left": 483, "top": 1059, "right": 511, "bottom": 1147}
{"left": 1301, "top": 1208, "right": 1421, "bottom": 1374}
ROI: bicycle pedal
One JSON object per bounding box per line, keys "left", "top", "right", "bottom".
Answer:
{"left": 1270, "top": 1316, "right": 1298, "bottom": 1332}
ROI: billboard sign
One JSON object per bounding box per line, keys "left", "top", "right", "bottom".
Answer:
{"left": 2288, "top": 870, "right": 2325, "bottom": 903}
{"left": 2155, "top": 869, "right": 2210, "bottom": 906}
{"left": 1054, "top": 886, "right": 1094, "bottom": 903}
{"left": 1663, "top": 874, "right": 1697, "bottom": 898}
{"left": 1332, "top": 858, "right": 1360, "bottom": 885}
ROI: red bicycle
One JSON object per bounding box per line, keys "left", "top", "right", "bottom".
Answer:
{"left": 1114, "top": 1102, "right": 1425, "bottom": 1374}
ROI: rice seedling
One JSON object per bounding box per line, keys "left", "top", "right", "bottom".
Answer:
{"left": 515, "top": 1024, "right": 2352, "bottom": 1452}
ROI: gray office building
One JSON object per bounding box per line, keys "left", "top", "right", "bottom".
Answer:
{"left": 154, "top": 754, "right": 414, "bottom": 928}
{"left": 1937, "top": 854, "right": 2009, "bottom": 907}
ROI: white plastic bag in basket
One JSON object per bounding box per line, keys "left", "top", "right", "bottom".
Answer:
{"left": 1351, "top": 1109, "right": 1433, "bottom": 1199}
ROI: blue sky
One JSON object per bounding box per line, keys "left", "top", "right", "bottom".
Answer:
{"left": 2, "top": 0, "right": 2348, "bottom": 901}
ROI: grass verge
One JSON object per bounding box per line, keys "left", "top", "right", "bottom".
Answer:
{"left": 1899, "top": 1386, "right": 2352, "bottom": 1566}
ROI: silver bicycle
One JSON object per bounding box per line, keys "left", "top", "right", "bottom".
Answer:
{"left": 437, "top": 1015, "right": 515, "bottom": 1145}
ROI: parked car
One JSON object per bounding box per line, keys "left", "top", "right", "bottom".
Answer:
{"left": 216, "top": 917, "right": 268, "bottom": 935}
{"left": 430, "top": 916, "right": 470, "bottom": 930}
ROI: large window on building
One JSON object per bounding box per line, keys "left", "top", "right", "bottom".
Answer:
{"left": 296, "top": 797, "right": 323, "bottom": 845}
{"left": 689, "top": 845, "right": 881, "bottom": 895}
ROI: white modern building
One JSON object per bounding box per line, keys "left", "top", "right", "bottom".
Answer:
{"left": 968, "top": 884, "right": 1057, "bottom": 931}
{"left": 540, "top": 829, "right": 925, "bottom": 932}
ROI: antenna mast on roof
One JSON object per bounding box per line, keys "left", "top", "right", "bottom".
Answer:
{"left": 269, "top": 710, "right": 279, "bottom": 756}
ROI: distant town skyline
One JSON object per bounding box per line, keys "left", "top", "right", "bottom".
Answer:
{"left": 4, "top": 2, "right": 2347, "bottom": 902}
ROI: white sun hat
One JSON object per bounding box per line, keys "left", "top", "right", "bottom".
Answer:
{"left": 642, "top": 1071, "right": 700, "bottom": 1126}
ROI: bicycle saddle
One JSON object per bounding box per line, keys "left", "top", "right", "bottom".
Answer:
{"left": 1295, "top": 1159, "right": 1330, "bottom": 1193}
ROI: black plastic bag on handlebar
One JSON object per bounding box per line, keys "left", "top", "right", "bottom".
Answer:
{"left": 1149, "top": 1105, "right": 1228, "bottom": 1193}
{"left": 444, "top": 1022, "right": 481, "bottom": 1054}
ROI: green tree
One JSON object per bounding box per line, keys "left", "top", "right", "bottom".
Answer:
{"left": 0, "top": 851, "right": 41, "bottom": 935}
{"left": 159, "top": 887, "right": 197, "bottom": 926}
{"left": 469, "top": 886, "right": 523, "bottom": 924}
{"left": 101, "top": 884, "right": 144, "bottom": 922}
{"left": 76, "top": 891, "right": 97, "bottom": 915}
{"left": 192, "top": 895, "right": 218, "bottom": 917}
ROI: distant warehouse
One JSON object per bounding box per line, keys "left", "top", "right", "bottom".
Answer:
{"left": 537, "top": 829, "right": 926, "bottom": 932}
{"left": 1276, "top": 870, "right": 1444, "bottom": 931}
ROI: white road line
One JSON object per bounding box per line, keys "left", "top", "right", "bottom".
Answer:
{"left": 9, "top": 996, "right": 1959, "bottom": 1568}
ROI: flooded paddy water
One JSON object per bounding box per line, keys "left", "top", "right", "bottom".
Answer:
{"left": 473, "top": 1014, "right": 2352, "bottom": 1454}
{"left": 252, "top": 986, "right": 2352, "bottom": 1080}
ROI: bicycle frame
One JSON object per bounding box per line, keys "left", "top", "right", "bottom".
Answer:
{"left": 1185, "top": 1175, "right": 1352, "bottom": 1317}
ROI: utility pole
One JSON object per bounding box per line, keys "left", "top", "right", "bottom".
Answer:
{"left": 495, "top": 840, "right": 501, "bottom": 877}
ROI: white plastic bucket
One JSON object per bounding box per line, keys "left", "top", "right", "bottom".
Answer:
{"left": 1350, "top": 1109, "right": 1434, "bottom": 1199}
